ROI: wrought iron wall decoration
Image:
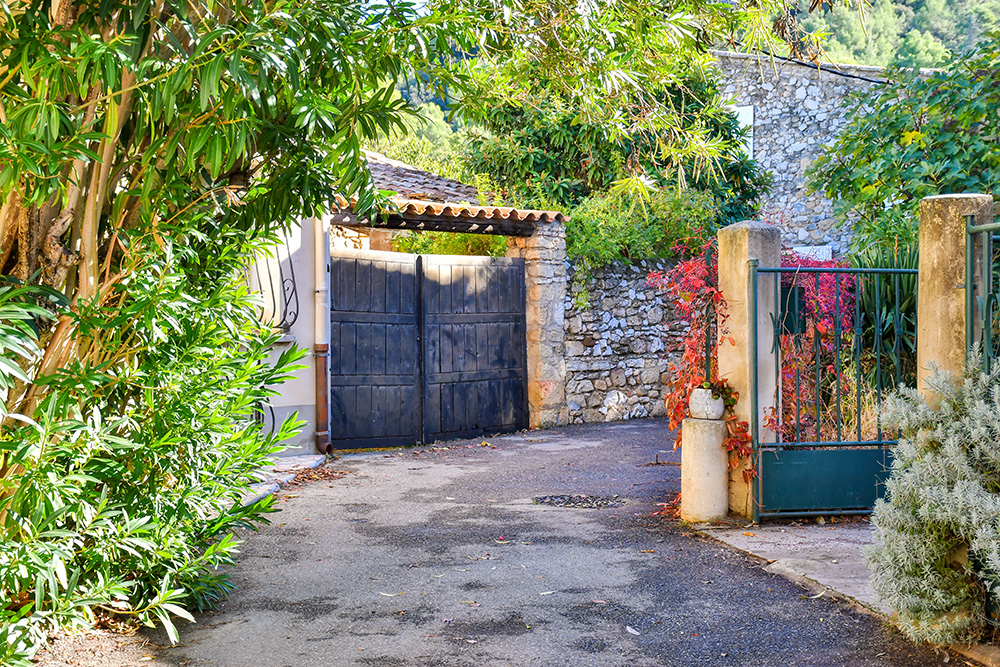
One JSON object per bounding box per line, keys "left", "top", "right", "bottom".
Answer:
{"left": 245, "top": 228, "right": 300, "bottom": 332}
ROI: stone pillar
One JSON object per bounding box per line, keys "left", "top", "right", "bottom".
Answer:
{"left": 917, "top": 194, "right": 994, "bottom": 403}
{"left": 717, "top": 221, "right": 781, "bottom": 518}
{"left": 367, "top": 229, "right": 396, "bottom": 251}
{"left": 681, "top": 417, "right": 730, "bottom": 522}
{"left": 508, "top": 222, "right": 569, "bottom": 428}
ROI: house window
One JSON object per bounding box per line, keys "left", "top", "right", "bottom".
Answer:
{"left": 733, "top": 105, "right": 754, "bottom": 160}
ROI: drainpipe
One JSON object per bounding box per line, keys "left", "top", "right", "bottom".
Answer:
{"left": 313, "top": 215, "right": 331, "bottom": 454}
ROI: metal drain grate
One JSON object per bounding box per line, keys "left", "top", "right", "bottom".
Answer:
{"left": 533, "top": 494, "right": 622, "bottom": 509}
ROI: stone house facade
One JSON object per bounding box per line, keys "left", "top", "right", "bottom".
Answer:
{"left": 713, "top": 51, "right": 891, "bottom": 255}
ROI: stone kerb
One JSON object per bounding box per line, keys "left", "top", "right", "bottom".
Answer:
{"left": 508, "top": 222, "right": 569, "bottom": 428}
{"left": 717, "top": 220, "right": 781, "bottom": 518}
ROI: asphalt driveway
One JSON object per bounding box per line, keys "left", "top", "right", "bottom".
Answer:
{"left": 44, "top": 420, "right": 967, "bottom": 666}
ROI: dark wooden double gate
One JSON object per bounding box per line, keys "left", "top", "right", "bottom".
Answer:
{"left": 328, "top": 250, "right": 528, "bottom": 449}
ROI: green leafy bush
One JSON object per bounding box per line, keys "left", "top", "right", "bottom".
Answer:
{"left": 808, "top": 38, "right": 1000, "bottom": 231}
{"left": 869, "top": 357, "right": 1000, "bottom": 644}
{"left": 0, "top": 229, "right": 305, "bottom": 664}
{"left": 392, "top": 231, "right": 508, "bottom": 257}
{"left": 566, "top": 188, "right": 718, "bottom": 270}
{"left": 462, "top": 64, "right": 771, "bottom": 224}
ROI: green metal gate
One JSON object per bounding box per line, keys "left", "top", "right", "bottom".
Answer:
{"left": 749, "top": 263, "right": 918, "bottom": 521}
{"left": 965, "top": 213, "right": 1000, "bottom": 369}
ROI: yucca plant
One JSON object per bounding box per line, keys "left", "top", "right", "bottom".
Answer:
{"left": 850, "top": 241, "right": 919, "bottom": 390}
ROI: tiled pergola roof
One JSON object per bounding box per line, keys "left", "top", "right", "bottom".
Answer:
{"left": 365, "top": 151, "right": 480, "bottom": 203}
{"left": 331, "top": 152, "right": 566, "bottom": 237}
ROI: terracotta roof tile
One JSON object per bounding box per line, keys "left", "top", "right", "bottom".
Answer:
{"left": 362, "top": 151, "right": 567, "bottom": 225}
{"left": 365, "top": 151, "right": 479, "bottom": 203}
{"left": 393, "top": 199, "right": 566, "bottom": 223}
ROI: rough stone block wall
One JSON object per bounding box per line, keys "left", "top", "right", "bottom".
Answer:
{"left": 508, "top": 222, "right": 568, "bottom": 428}
{"left": 713, "top": 51, "right": 888, "bottom": 255}
{"left": 564, "top": 260, "right": 686, "bottom": 424}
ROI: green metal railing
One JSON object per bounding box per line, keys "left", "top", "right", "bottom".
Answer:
{"left": 749, "top": 263, "right": 918, "bottom": 521}
{"left": 966, "top": 213, "right": 1000, "bottom": 370}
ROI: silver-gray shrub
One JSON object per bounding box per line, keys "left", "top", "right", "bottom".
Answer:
{"left": 869, "top": 357, "right": 1000, "bottom": 644}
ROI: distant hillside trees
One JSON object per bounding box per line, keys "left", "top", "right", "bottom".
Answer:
{"left": 795, "top": 0, "right": 1000, "bottom": 67}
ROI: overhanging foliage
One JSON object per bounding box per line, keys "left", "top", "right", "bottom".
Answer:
{"left": 808, "top": 37, "right": 1000, "bottom": 233}
{"left": 0, "top": 0, "right": 862, "bottom": 660}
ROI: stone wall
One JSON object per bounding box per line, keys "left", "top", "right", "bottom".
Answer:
{"left": 713, "top": 51, "right": 889, "bottom": 255}
{"left": 564, "top": 260, "right": 687, "bottom": 424}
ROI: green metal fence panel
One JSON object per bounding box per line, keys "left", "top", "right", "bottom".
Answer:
{"left": 965, "top": 214, "right": 1000, "bottom": 371}
{"left": 758, "top": 449, "right": 893, "bottom": 518}
{"left": 750, "top": 263, "right": 918, "bottom": 521}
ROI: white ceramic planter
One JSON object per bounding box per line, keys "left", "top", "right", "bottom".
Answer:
{"left": 689, "top": 387, "right": 725, "bottom": 420}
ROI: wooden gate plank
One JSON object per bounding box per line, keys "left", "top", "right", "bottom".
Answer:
{"left": 385, "top": 263, "right": 400, "bottom": 314}
{"left": 371, "top": 261, "right": 386, "bottom": 313}
{"left": 329, "top": 251, "right": 421, "bottom": 449}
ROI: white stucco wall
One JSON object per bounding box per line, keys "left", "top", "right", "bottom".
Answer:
{"left": 252, "top": 216, "right": 331, "bottom": 456}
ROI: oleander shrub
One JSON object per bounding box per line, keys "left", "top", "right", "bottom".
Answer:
{"left": 0, "top": 230, "right": 306, "bottom": 664}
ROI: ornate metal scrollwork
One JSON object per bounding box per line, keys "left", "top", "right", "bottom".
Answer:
{"left": 275, "top": 230, "right": 300, "bottom": 331}
{"left": 246, "top": 228, "right": 300, "bottom": 333}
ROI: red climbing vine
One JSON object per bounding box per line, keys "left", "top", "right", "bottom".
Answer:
{"left": 647, "top": 241, "right": 753, "bottom": 480}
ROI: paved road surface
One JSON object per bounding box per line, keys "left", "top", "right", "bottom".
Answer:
{"left": 48, "top": 421, "right": 966, "bottom": 667}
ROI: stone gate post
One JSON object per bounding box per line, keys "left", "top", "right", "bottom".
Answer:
{"left": 508, "top": 222, "right": 569, "bottom": 428}
{"left": 917, "top": 194, "right": 994, "bottom": 403}
{"left": 717, "top": 221, "right": 781, "bottom": 518}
